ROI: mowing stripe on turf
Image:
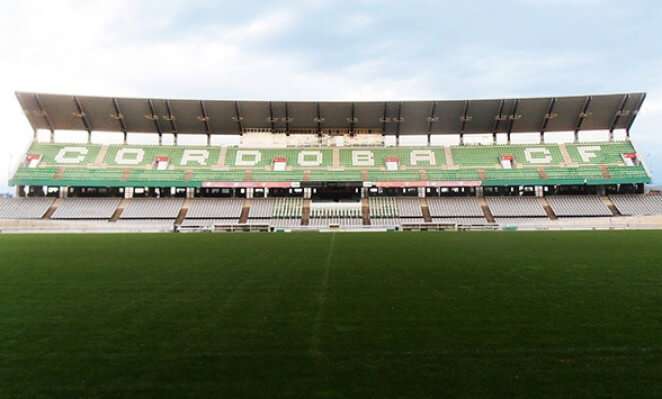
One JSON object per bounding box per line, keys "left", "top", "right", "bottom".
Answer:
{"left": 310, "top": 232, "right": 335, "bottom": 360}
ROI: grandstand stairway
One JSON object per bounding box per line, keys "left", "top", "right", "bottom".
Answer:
{"left": 332, "top": 148, "right": 341, "bottom": 169}
{"left": 302, "top": 199, "right": 311, "bottom": 226}
{"left": 601, "top": 196, "right": 622, "bottom": 216}
{"left": 110, "top": 199, "right": 128, "bottom": 222}
{"left": 540, "top": 197, "right": 557, "bottom": 220}
{"left": 600, "top": 165, "right": 611, "bottom": 179}
{"left": 558, "top": 143, "right": 574, "bottom": 166}
{"left": 239, "top": 200, "right": 250, "bottom": 224}
{"left": 175, "top": 208, "right": 188, "bottom": 225}
{"left": 361, "top": 197, "right": 370, "bottom": 225}
{"left": 94, "top": 145, "right": 108, "bottom": 166}
{"left": 420, "top": 197, "right": 432, "bottom": 223}
{"left": 444, "top": 146, "right": 455, "bottom": 168}
{"left": 479, "top": 197, "right": 495, "bottom": 223}
{"left": 216, "top": 147, "right": 227, "bottom": 168}
{"left": 42, "top": 198, "right": 61, "bottom": 219}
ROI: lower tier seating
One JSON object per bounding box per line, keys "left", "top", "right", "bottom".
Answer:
{"left": 0, "top": 197, "right": 54, "bottom": 219}
{"left": 486, "top": 196, "right": 547, "bottom": 217}
{"left": 427, "top": 197, "right": 483, "bottom": 217}
{"left": 248, "top": 198, "right": 303, "bottom": 220}
{"left": 120, "top": 198, "right": 184, "bottom": 219}
{"left": 545, "top": 195, "right": 612, "bottom": 217}
{"left": 186, "top": 199, "right": 244, "bottom": 219}
{"left": 609, "top": 194, "right": 662, "bottom": 216}
{"left": 52, "top": 198, "right": 121, "bottom": 219}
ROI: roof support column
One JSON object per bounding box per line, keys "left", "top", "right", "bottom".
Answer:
{"left": 111, "top": 98, "right": 128, "bottom": 144}
{"left": 381, "top": 102, "right": 387, "bottom": 137}
{"left": 492, "top": 100, "right": 504, "bottom": 146}
{"left": 284, "top": 102, "right": 290, "bottom": 136}
{"left": 460, "top": 100, "right": 470, "bottom": 146}
{"left": 540, "top": 98, "right": 556, "bottom": 145}
{"left": 507, "top": 99, "right": 519, "bottom": 145}
{"left": 574, "top": 96, "right": 592, "bottom": 143}
{"left": 207, "top": 134, "right": 211, "bottom": 146}
{"left": 73, "top": 96, "right": 93, "bottom": 144}
{"left": 33, "top": 94, "right": 55, "bottom": 142}
{"left": 426, "top": 102, "right": 438, "bottom": 147}
{"left": 395, "top": 102, "right": 402, "bottom": 147}
{"left": 123, "top": 132, "right": 128, "bottom": 144}
{"left": 609, "top": 94, "right": 630, "bottom": 142}
{"left": 158, "top": 133, "right": 163, "bottom": 146}
{"left": 174, "top": 133, "right": 178, "bottom": 146}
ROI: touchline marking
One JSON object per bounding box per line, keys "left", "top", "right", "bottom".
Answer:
{"left": 310, "top": 232, "right": 335, "bottom": 359}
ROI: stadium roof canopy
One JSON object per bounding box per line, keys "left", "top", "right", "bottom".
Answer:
{"left": 16, "top": 91, "right": 646, "bottom": 136}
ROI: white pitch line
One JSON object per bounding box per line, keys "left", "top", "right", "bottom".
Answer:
{"left": 310, "top": 232, "right": 335, "bottom": 359}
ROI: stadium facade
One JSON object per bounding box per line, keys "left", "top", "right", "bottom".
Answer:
{"left": 2, "top": 91, "right": 661, "bottom": 232}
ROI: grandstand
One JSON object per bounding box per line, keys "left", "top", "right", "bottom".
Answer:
{"left": 4, "top": 91, "right": 661, "bottom": 232}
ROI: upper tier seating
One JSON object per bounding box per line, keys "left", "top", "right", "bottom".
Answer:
{"left": 120, "top": 198, "right": 184, "bottom": 219}
{"left": 546, "top": 195, "right": 612, "bottom": 217}
{"left": 339, "top": 148, "right": 445, "bottom": 168}
{"left": 0, "top": 197, "right": 54, "bottom": 219}
{"left": 427, "top": 197, "right": 483, "bottom": 217}
{"left": 566, "top": 142, "right": 635, "bottom": 165}
{"left": 486, "top": 196, "right": 547, "bottom": 217}
{"left": 186, "top": 199, "right": 244, "bottom": 219}
{"left": 609, "top": 194, "right": 662, "bottom": 216}
{"left": 226, "top": 148, "right": 333, "bottom": 168}
{"left": 51, "top": 198, "right": 121, "bottom": 219}
{"left": 452, "top": 145, "right": 563, "bottom": 167}
{"left": 12, "top": 141, "right": 651, "bottom": 189}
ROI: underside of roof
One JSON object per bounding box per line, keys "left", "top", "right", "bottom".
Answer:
{"left": 15, "top": 92, "right": 646, "bottom": 136}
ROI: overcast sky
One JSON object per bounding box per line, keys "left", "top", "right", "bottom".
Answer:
{"left": 1, "top": 0, "right": 661, "bottom": 192}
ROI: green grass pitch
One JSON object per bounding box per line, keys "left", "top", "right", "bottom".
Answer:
{"left": 1, "top": 231, "right": 662, "bottom": 398}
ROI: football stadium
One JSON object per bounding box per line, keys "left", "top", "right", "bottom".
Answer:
{"left": 3, "top": 91, "right": 661, "bottom": 232}
{"left": 2, "top": 92, "right": 662, "bottom": 397}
